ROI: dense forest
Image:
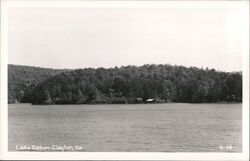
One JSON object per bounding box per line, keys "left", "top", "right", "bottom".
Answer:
{"left": 8, "top": 64, "right": 242, "bottom": 104}
{"left": 8, "top": 64, "right": 69, "bottom": 103}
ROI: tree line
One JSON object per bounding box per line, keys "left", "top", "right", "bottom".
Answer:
{"left": 11, "top": 64, "right": 242, "bottom": 104}
{"left": 8, "top": 64, "right": 69, "bottom": 103}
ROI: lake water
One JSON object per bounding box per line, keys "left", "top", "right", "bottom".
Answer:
{"left": 8, "top": 103, "right": 242, "bottom": 152}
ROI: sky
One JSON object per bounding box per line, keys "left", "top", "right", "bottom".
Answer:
{"left": 8, "top": 3, "right": 246, "bottom": 72}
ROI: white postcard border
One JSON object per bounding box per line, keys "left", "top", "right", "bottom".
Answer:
{"left": 0, "top": 0, "right": 249, "bottom": 160}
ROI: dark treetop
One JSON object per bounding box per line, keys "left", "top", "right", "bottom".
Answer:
{"left": 8, "top": 64, "right": 242, "bottom": 104}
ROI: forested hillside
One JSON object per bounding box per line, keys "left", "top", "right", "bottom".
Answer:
{"left": 8, "top": 64, "right": 69, "bottom": 103}
{"left": 15, "top": 64, "right": 242, "bottom": 104}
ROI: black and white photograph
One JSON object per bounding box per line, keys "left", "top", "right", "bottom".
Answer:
{"left": 0, "top": 0, "right": 249, "bottom": 160}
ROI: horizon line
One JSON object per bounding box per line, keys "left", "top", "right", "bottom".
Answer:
{"left": 8, "top": 63, "right": 242, "bottom": 73}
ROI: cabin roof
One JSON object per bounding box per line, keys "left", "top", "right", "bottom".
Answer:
{"left": 146, "top": 99, "right": 154, "bottom": 101}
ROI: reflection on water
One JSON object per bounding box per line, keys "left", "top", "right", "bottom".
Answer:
{"left": 8, "top": 103, "right": 242, "bottom": 152}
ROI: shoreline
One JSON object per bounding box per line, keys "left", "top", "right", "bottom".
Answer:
{"left": 8, "top": 102, "right": 243, "bottom": 106}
